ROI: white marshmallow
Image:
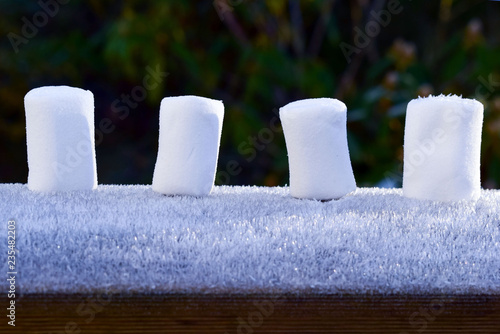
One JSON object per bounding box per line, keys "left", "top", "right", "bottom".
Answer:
{"left": 152, "top": 96, "right": 224, "bottom": 196}
{"left": 403, "top": 95, "right": 484, "bottom": 201}
{"left": 280, "top": 98, "right": 356, "bottom": 200}
{"left": 25, "top": 86, "right": 97, "bottom": 192}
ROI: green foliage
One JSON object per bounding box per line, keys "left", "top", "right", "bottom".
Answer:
{"left": 0, "top": 0, "right": 499, "bottom": 188}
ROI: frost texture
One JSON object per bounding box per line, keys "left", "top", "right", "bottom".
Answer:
{"left": 0, "top": 184, "right": 499, "bottom": 295}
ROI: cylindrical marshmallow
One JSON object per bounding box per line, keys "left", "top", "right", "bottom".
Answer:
{"left": 280, "top": 98, "right": 357, "bottom": 200}
{"left": 152, "top": 96, "right": 224, "bottom": 196}
{"left": 403, "top": 95, "right": 484, "bottom": 201}
{"left": 25, "top": 86, "right": 97, "bottom": 192}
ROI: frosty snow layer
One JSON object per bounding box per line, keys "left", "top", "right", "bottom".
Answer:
{"left": 403, "top": 95, "right": 484, "bottom": 201}
{"left": 1, "top": 184, "right": 498, "bottom": 295}
{"left": 25, "top": 86, "right": 97, "bottom": 192}
{"left": 280, "top": 98, "right": 356, "bottom": 200}
{"left": 152, "top": 96, "right": 224, "bottom": 196}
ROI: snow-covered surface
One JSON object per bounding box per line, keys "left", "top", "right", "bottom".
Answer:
{"left": 1, "top": 184, "right": 499, "bottom": 295}
{"left": 280, "top": 98, "right": 356, "bottom": 200}
{"left": 25, "top": 86, "right": 97, "bottom": 192}
{"left": 403, "top": 94, "right": 483, "bottom": 201}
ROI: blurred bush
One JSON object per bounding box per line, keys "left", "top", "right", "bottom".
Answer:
{"left": 0, "top": 0, "right": 499, "bottom": 188}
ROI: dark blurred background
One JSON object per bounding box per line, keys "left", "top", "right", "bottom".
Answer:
{"left": 0, "top": 0, "right": 499, "bottom": 188}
